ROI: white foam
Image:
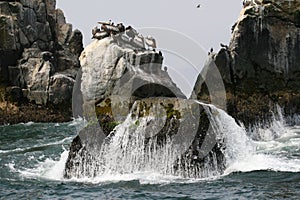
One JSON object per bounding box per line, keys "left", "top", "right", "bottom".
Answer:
{"left": 5, "top": 162, "right": 17, "bottom": 172}
{"left": 224, "top": 153, "right": 300, "bottom": 174}
{"left": 196, "top": 101, "right": 300, "bottom": 175}
{"left": 66, "top": 171, "right": 221, "bottom": 185}
{"left": 18, "top": 149, "right": 69, "bottom": 181}
{"left": 14, "top": 103, "right": 300, "bottom": 184}
{"left": 43, "top": 150, "right": 70, "bottom": 180}
{"left": 0, "top": 137, "right": 73, "bottom": 154}
{"left": 24, "top": 121, "right": 34, "bottom": 126}
{"left": 0, "top": 148, "right": 25, "bottom": 154}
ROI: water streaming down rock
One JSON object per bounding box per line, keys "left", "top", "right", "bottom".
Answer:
{"left": 64, "top": 100, "right": 258, "bottom": 179}
{"left": 65, "top": 99, "right": 226, "bottom": 178}
{"left": 199, "top": 102, "right": 254, "bottom": 169}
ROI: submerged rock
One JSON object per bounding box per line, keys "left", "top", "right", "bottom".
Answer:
{"left": 0, "top": 0, "right": 83, "bottom": 124}
{"left": 193, "top": 0, "right": 300, "bottom": 127}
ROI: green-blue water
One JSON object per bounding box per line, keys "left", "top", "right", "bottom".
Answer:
{"left": 1, "top": 121, "right": 300, "bottom": 199}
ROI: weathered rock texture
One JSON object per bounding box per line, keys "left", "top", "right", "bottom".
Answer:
{"left": 0, "top": 0, "right": 83, "bottom": 124}
{"left": 193, "top": 0, "right": 300, "bottom": 127}
{"left": 78, "top": 37, "right": 185, "bottom": 133}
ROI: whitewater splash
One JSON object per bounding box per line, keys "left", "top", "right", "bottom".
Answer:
{"left": 16, "top": 103, "right": 300, "bottom": 183}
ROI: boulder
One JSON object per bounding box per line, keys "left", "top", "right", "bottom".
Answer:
{"left": 48, "top": 74, "right": 75, "bottom": 105}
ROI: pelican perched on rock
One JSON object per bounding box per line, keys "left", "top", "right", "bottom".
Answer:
{"left": 97, "top": 20, "right": 112, "bottom": 25}
{"left": 132, "top": 34, "right": 145, "bottom": 49}
{"left": 117, "top": 23, "right": 125, "bottom": 33}
{"left": 101, "top": 24, "right": 120, "bottom": 35}
{"left": 92, "top": 31, "right": 109, "bottom": 40}
{"left": 220, "top": 43, "right": 229, "bottom": 50}
{"left": 92, "top": 26, "right": 100, "bottom": 36}
{"left": 125, "top": 26, "right": 138, "bottom": 39}
{"left": 145, "top": 36, "right": 157, "bottom": 50}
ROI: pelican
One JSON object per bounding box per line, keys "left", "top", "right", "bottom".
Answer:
{"left": 145, "top": 36, "right": 157, "bottom": 49}
{"left": 125, "top": 26, "right": 138, "bottom": 38}
{"left": 92, "top": 31, "right": 109, "bottom": 40}
{"left": 92, "top": 26, "right": 100, "bottom": 36}
{"left": 220, "top": 43, "right": 229, "bottom": 50}
{"left": 101, "top": 24, "right": 120, "bottom": 35}
{"left": 133, "top": 34, "right": 145, "bottom": 49}
{"left": 97, "top": 20, "right": 111, "bottom": 25}
{"left": 117, "top": 23, "right": 125, "bottom": 33}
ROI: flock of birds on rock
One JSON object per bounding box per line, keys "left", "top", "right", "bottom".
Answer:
{"left": 92, "top": 20, "right": 157, "bottom": 50}
{"left": 91, "top": 1, "right": 261, "bottom": 54}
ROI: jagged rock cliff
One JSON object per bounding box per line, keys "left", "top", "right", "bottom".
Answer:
{"left": 0, "top": 0, "right": 83, "bottom": 124}
{"left": 193, "top": 0, "right": 300, "bottom": 127}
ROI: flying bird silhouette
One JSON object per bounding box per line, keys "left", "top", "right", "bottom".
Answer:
{"left": 197, "top": 4, "right": 201, "bottom": 8}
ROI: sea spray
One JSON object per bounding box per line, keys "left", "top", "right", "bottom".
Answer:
{"left": 61, "top": 100, "right": 300, "bottom": 180}
{"left": 248, "top": 104, "right": 287, "bottom": 141}
{"left": 65, "top": 101, "right": 250, "bottom": 179}
{"left": 195, "top": 101, "right": 255, "bottom": 170}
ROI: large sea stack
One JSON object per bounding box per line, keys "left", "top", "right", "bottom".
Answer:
{"left": 193, "top": 0, "right": 300, "bottom": 127}
{"left": 64, "top": 29, "right": 226, "bottom": 179}
{"left": 0, "top": 0, "right": 83, "bottom": 124}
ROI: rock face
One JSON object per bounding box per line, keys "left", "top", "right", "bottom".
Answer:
{"left": 77, "top": 36, "right": 185, "bottom": 130}
{"left": 193, "top": 0, "right": 300, "bottom": 127}
{"left": 0, "top": 0, "right": 83, "bottom": 124}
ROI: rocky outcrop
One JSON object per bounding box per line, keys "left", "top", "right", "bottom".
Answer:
{"left": 64, "top": 28, "right": 227, "bottom": 178}
{"left": 193, "top": 0, "right": 300, "bottom": 127}
{"left": 64, "top": 98, "right": 225, "bottom": 179}
{"left": 77, "top": 35, "right": 185, "bottom": 132}
{"left": 0, "top": 0, "right": 83, "bottom": 124}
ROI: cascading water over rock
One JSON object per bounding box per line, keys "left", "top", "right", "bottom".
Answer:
{"left": 64, "top": 99, "right": 256, "bottom": 179}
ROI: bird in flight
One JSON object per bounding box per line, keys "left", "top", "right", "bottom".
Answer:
{"left": 197, "top": 4, "right": 201, "bottom": 8}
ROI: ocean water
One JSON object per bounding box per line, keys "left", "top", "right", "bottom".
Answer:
{"left": 1, "top": 113, "right": 300, "bottom": 199}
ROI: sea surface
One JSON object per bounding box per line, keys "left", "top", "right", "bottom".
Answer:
{"left": 1, "top": 117, "right": 300, "bottom": 199}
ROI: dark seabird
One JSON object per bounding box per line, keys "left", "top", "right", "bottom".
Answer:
{"left": 197, "top": 4, "right": 201, "bottom": 8}
{"left": 220, "top": 43, "right": 229, "bottom": 50}
{"left": 208, "top": 48, "right": 213, "bottom": 55}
